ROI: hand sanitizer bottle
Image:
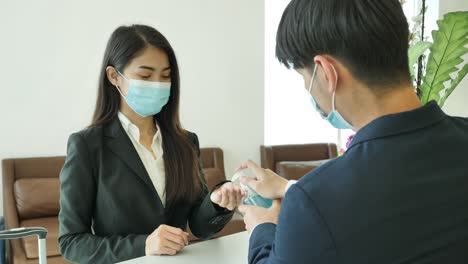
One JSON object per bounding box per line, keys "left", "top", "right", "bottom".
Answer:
{"left": 231, "top": 168, "right": 273, "bottom": 208}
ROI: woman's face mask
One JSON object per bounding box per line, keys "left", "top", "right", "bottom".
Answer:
{"left": 116, "top": 71, "right": 171, "bottom": 117}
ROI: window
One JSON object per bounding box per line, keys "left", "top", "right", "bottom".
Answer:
{"left": 264, "top": 0, "right": 439, "bottom": 149}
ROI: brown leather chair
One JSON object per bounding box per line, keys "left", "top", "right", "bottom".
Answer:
{"left": 2, "top": 156, "right": 68, "bottom": 264}
{"left": 260, "top": 143, "right": 338, "bottom": 180}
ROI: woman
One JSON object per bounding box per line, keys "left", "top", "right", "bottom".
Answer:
{"left": 58, "top": 24, "right": 244, "bottom": 263}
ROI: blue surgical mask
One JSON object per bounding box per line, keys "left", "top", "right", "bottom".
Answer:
{"left": 308, "top": 65, "right": 353, "bottom": 130}
{"left": 117, "top": 72, "right": 171, "bottom": 117}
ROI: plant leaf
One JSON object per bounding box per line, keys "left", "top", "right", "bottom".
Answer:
{"left": 420, "top": 11, "right": 468, "bottom": 105}
{"left": 439, "top": 62, "right": 468, "bottom": 107}
{"left": 408, "top": 41, "right": 432, "bottom": 80}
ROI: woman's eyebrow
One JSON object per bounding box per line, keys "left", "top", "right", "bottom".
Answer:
{"left": 138, "top": 65, "right": 155, "bottom": 71}
{"left": 138, "top": 65, "right": 171, "bottom": 71}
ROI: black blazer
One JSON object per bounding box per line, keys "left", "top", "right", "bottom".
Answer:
{"left": 248, "top": 102, "right": 468, "bottom": 263}
{"left": 58, "top": 117, "right": 233, "bottom": 263}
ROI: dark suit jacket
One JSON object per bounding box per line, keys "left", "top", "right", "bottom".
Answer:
{"left": 58, "top": 117, "right": 233, "bottom": 263}
{"left": 249, "top": 102, "right": 468, "bottom": 264}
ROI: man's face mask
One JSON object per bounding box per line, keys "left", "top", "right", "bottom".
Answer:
{"left": 307, "top": 65, "right": 353, "bottom": 130}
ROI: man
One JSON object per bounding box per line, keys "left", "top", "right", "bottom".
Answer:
{"left": 238, "top": 0, "right": 468, "bottom": 263}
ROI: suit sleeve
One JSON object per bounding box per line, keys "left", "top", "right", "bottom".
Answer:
{"left": 248, "top": 184, "right": 338, "bottom": 264}
{"left": 187, "top": 132, "right": 234, "bottom": 239}
{"left": 58, "top": 133, "right": 148, "bottom": 263}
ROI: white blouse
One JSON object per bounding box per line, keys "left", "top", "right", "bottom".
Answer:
{"left": 118, "top": 112, "right": 166, "bottom": 207}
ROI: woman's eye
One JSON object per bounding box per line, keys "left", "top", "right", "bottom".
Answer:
{"left": 162, "top": 75, "right": 171, "bottom": 79}
{"left": 139, "top": 75, "right": 151, "bottom": 79}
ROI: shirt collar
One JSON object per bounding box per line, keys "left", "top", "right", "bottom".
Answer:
{"left": 117, "top": 112, "right": 162, "bottom": 146}
{"left": 347, "top": 101, "right": 447, "bottom": 151}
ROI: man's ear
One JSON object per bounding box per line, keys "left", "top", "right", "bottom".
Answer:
{"left": 313, "top": 55, "right": 338, "bottom": 94}
{"left": 106, "top": 66, "right": 120, "bottom": 87}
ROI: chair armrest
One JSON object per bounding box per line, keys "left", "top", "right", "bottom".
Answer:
{"left": 0, "top": 227, "right": 47, "bottom": 240}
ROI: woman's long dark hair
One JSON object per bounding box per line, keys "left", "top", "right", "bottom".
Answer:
{"left": 91, "top": 24, "right": 204, "bottom": 206}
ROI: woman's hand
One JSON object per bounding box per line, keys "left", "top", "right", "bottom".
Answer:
{"left": 210, "top": 182, "right": 246, "bottom": 211}
{"left": 145, "top": 224, "right": 189, "bottom": 256}
{"left": 238, "top": 160, "right": 288, "bottom": 199}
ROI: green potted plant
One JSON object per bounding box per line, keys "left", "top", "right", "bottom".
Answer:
{"left": 340, "top": 3, "right": 467, "bottom": 154}
{"left": 406, "top": 1, "right": 468, "bottom": 106}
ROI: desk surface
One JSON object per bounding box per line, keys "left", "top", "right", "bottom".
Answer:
{"left": 119, "top": 231, "right": 249, "bottom": 264}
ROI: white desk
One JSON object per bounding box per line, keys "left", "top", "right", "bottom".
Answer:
{"left": 119, "top": 232, "right": 249, "bottom": 264}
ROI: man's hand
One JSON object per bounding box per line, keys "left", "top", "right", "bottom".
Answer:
{"left": 145, "top": 225, "right": 189, "bottom": 256}
{"left": 238, "top": 200, "right": 282, "bottom": 234}
{"left": 237, "top": 160, "right": 288, "bottom": 199}
{"left": 210, "top": 182, "right": 246, "bottom": 211}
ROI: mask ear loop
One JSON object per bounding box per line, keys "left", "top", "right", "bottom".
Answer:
{"left": 308, "top": 65, "right": 318, "bottom": 94}
{"left": 330, "top": 64, "right": 339, "bottom": 112}
{"left": 115, "top": 85, "right": 125, "bottom": 98}
{"left": 116, "top": 70, "right": 129, "bottom": 81}
{"left": 308, "top": 64, "right": 328, "bottom": 117}
{"left": 114, "top": 70, "right": 129, "bottom": 97}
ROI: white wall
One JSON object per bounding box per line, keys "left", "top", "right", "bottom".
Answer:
{"left": 264, "top": 0, "right": 340, "bottom": 147}
{"left": 0, "top": 0, "right": 264, "bottom": 215}
{"left": 439, "top": 0, "right": 468, "bottom": 117}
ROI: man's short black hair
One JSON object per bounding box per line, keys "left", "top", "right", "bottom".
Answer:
{"left": 276, "top": 0, "right": 411, "bottom": 88}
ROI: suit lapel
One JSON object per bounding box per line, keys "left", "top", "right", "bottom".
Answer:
{"left": 104, "top": 118, "right": 160, "bottom": 199}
